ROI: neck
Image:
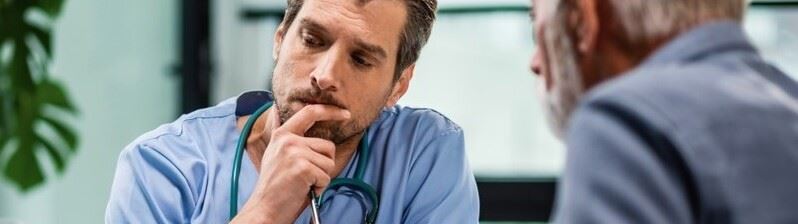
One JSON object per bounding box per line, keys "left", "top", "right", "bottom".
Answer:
{"left": 237, "top": 108, "right": 363, "bottom": 178}
{"left": 582, "top": 39, "right": 652, "bottom": 91}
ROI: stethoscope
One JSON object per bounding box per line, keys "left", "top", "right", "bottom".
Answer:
{"left": 228, "top": 101, "right": 379, "bottom": 223}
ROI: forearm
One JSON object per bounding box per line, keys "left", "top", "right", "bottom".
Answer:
{"left": 230, "top": 196, "right": 278, "bottom": 224}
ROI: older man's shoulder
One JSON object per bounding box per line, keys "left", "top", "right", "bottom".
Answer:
{"left": 579, "top": 59, "right": 797, "bottom": 132}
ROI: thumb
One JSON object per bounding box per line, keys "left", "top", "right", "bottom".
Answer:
{"left": 267, "top": 106, "right": 282, "bottom": 130}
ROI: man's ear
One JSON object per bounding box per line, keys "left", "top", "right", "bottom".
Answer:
{"left": 574, "top": 0, "right": 599, "bottom": 55}
{"left": 273, "top": 23, "right": 288, "bottom": 60}
{"left": 385, "top": 64, "right": 415, "bottom": 107}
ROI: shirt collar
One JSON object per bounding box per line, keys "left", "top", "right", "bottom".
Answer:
{"left": 235, "top": 91, "right": 274, "bottom": 116}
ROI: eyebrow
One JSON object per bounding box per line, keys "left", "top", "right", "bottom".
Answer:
{"left": 300, "top": 18, "right": 387, "bottom": 60}
{"left": 300, "top": 18, "right": 330, "bottom": 36}
{"left": 353, "top": 39, "right": 387, "bottom": 60}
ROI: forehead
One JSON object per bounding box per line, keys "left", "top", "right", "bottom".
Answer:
{"left": 296, "top": 0, "right": 408, "bottom": 55}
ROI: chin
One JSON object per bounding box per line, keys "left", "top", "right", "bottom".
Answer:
{"left": 306, "top": 123, "right": 353, "bottom": 145}
{"left": 543, "top": 101, "right": 568, "bottom": 140}
{"left": 539, "top": 87, "right": 579, "bottom": 140}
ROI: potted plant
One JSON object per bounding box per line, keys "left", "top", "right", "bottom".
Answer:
{"left": 0, "top": 0, "right": 79, "bottom": 192}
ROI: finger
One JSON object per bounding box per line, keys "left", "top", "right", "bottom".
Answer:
{"left": 281, "top": 104, "right": 350, "bottom": 135}
{"left": 308, "top": 165, "right": 331, "bottom": 195}
{"left": 292, "top": 145, "right": 335, "bottom": 176}
{"left": 253, "top": 109, "right": 278, "bottom": 144}
{"left": 303, "top": 137, "right": 336, "bottom": 160}
{"left": 278, "top": 134, "right": 335, "bottom": 161}
{"left": 268, "top": 107, "right": 281, "bottom": 129}
{"left": 293, "top": 159, "right": 332, "bottom": 193}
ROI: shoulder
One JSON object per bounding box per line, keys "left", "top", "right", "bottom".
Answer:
{"left": 120, "top": 98, "right": 238, "bottom": 166}
{"left": 371, "top": 105, "right": 465, "bottom": 164}
{"left": 586, "top": 61, "right": 728, "bottom": 107}
{"left": 375, "top": 105, "right": 463, "bottom": 142}
{"left": 108, "top": 100, "right": 240, "bottom": 223}
{"left": 576, "top": 59, "right": 762, "bottom": 133}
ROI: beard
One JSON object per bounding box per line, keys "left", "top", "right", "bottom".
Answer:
{"left": 275, "top": 87, "right": 360, "bottom": 144}
{"left": 537, "top": 10, "right": 585, "bottom": 139}
{"left": 271, "top": 62, "right": 389, "bottom": 145}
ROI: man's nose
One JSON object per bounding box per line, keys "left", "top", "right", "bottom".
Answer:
{"left": 530, "top": 49, "right": 543, "bottom": 77}
{"left": 310, "top": 49, "right": 347, "bottom": 92}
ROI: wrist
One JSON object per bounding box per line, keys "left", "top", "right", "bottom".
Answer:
{"left": 231, "top": 208, "right": 275, "bottom": 224}
{"left": 232, "top": 195, "right": 277, "bottom": 224}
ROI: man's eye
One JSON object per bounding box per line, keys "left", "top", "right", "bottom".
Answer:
{"left": 352, "top": 54, "right": 372, "bottom": 67}
{"left": 302, "top": 33, "right": 324, "bottom": 48}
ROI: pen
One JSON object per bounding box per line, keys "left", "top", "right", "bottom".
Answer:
{"left": 310, "top": 190, "right": 321, "bottom": 224}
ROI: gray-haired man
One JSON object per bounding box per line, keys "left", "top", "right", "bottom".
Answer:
{"left": 529, "top": 0, "right": 798, "bottom": 223}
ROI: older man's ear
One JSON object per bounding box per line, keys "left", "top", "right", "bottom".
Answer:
{"left": 573, "top": 0, "right": 600, "bottom": 56}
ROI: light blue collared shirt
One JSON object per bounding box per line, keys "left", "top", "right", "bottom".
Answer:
{"left": 106, "top": 91, "right": 480, "bottom": 223}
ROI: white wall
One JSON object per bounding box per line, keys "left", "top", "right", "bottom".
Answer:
{"left": 400, "top": 13, "right": 564, "bottom": 176}
{"left": 0, "top": 0, "right": 179, "bottom": 222}
{"left": 211, "top": 0, "right": 279, "bottom": 103}
{"left": 745, "top": 7, "right": 798, "bottom": 80}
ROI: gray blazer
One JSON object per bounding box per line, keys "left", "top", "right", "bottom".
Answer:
{"left": 553, "top": 21, "right": 798, "bottom": 223}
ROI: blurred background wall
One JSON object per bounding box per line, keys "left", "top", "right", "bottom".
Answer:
{"left": 0, "top": 0, "right": 178, "bottom": 223}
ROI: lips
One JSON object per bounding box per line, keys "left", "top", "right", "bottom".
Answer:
{"left": 300, "top": 98, "right": 325, "bottom": 105}
{"left": 296, "top": 97, "right": 345, "bottom": 109}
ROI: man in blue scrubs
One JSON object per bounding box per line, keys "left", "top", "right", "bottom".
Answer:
{"left": 106, "top": 0, "right": 479, "bottom": 223}
{"left": 530, "top": 0, "right": 798, "bottom": 223}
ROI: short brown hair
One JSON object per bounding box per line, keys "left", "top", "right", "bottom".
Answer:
{"left": 281, "top": 0, "right": 437, "bottom": 80}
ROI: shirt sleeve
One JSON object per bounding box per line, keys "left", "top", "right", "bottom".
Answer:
{"left": 105, "top": 143, "right": 195, "bottom": 223}
{"left": 402, "top": 129, "right": 480, "bottom": 223}
{"left": 552, "top": 99, "right": 695, "bottom": 224}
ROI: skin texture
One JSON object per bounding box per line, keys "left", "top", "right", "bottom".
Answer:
{"left": 230, "top": 0, "right": 416, "bottom": 223}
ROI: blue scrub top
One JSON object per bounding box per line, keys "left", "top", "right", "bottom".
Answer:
{"left": 105, "top": 91, "right": 480, "bottom": 223}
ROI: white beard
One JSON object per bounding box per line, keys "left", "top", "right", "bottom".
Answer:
{"left": 537, "top": 10, "right": 585, "bottom": 139}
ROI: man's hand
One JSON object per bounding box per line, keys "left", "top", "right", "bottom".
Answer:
{"left": 231, "top": 104, "right": 350, "bottom": 224}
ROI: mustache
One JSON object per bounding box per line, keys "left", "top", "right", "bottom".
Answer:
{"left": 286, "top": 88, "right": 347, "bottom": 109}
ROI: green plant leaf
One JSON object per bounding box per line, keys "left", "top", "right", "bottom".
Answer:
{"left": 27, "top": 23, "right": 52, "bottom": 57}
{"left": 41, "top": 115, "right": 77, "bottom": 150}
{"left": 1, "top": 0, "right": 76, "bottom": 193}
{"left": 0, "top": 93, "right": 7, "bottom": 137}
{"left": 35, "top": 133, "right": 65, "bottom": 173}
{"left": 0, "top": 28, "right": 6, "bottom": 45}
{"left": 10, "top": 40, "right": 36, "bottom": 89}
{"left": 4, "top": 134, "right": 45, "bottom": 191}
{"left": 38, "top": 79, "right": 76, "bottom": 112}
{"left": 0, "top": 135, "right": 8, "bottom": 165}
{"left": 6, "top": 87, "right": 44, "bottom": 191}
{"left": 33, "top": 0, "right": 65, "bottom": 18}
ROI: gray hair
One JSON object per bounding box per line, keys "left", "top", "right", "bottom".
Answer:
{"left": 602, "top": 0, "right": 748, "bottom": 51}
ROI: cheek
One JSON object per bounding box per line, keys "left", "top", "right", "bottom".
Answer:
{"left": 275, "top": 35, "right": 318, "bottom": 79}
{"left": 273, "top": 55, "right": 313, "bottom": 88}
{"left": 349, "top": 80, "right": 392, "bottom": 114}
{"left": 534, "top": 48, "right": 555, "bottom": 92}
{"left": 272, "top": 63, "right": 286, "bottom": 94}
{"left": 536, "top": 28, "right": 560, "bottom": 92}
{"left": 352, "top": 93, "right": 389, "bottom": 128}
{"left": 272, "top": 60, "right": 305, "bottom": 107}
{"left": 542, "top": 57, "right": 555, "bottom": 91}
